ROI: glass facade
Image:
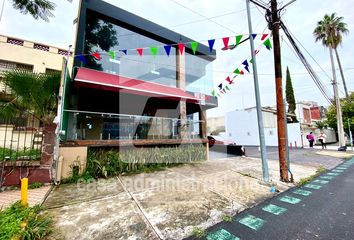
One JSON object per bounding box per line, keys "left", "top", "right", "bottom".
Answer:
{"left": 82, "top": 12, "right": 213, "bottom": 93}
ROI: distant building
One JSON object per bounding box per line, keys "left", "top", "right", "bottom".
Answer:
{"left": 225, "top": 106, "right": 302, "bottom": 147}
{"left": 207, "top": 116, "right": 225, "bottom": 135}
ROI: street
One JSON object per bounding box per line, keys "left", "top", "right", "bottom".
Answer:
{"left": 187, "top": 158, "right": 354, "bottom": 240}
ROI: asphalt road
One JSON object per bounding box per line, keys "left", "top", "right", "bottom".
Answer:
{"left": 186, "top": 157, "right": 354, "bottom": 240}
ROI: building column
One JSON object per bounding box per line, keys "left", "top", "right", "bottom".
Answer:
{"left": 176, "top": 50, "right": 188, "bottom": 140}
{"left": 199, "top": 109, "right": 207, "bottom": 138}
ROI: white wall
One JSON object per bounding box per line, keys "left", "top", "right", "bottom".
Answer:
{"left": 226, "top": 109, "right": 303, "bottom": 147}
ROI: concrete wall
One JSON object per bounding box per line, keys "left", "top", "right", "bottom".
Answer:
{"left": 58, "top": 147, "right": 88, "bottom": 180}
{"left": 226, "top": 109, "right": 302, "bottom": 147}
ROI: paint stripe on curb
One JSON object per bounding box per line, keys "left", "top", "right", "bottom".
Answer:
{"left": 293, "top": 189, "right": 312, "bottom": 196}
{"left": 279, "top": 195, "right": 301, "bottom": 204}
{"left": 320, "top": 175, "right": 334, "bottom": 180}
{"left": 207, "top": 229, "right": 240, "bottom": 240}
{"left": 238, "top": 215, "right": 266, "bottom": 231}
{"left": 332, "top": 170, "right": 344, "bottom": 173}
{"left": 313, "top": 179, "right": 329, "bottom": 184}
{"left": 262, "top": 204, "right": 287, "bottom": 215}
{"left": 327, "top": 172, "right": 340, "bottom": 176}
{"left": 304, "top": 184, "right": 322, "bottom": 189}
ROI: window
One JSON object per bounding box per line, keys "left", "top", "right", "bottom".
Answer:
{"left": 45, "top": 68, "right": 61, "bottom": 75}
{"left": 7, "top": 37, "right": 24, "bottom": 46}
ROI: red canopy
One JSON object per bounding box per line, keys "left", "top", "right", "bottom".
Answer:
{"left": 74, "top": 68, "right": 199, "bottom": 102}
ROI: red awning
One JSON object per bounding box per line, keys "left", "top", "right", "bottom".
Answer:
{"left": 74, "top": 68, "right": 199, "bottom": 102}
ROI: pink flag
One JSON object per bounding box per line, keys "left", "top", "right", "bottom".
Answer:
{"left": 136, "top": 48, "right": 143, "bottom": 56}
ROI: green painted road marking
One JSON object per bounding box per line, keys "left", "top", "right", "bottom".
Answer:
{"left": 336, "top": 167, "right": 347, "bottom": 170}
{"left": 293, "top": 189, "right": 312, "bottom": 196}
{"left": 332, "top": 169, "right": 344, "bottom": 173}
{"left": 304, "top": 184, "right": 322, "bottom": 189}
{"left": 262, "top": 204, "right": 287, "bottom": 215}
{"left": 327, "top": 172, "right": 340, "bottom": 176}
{"left": 313, "top": 179, "right": 329, "bottom": 184}
{"left": 320, "top": 175, "right": 334, "bottom": 180}
{"left": 207, "top": 229, "right": 240, "bottom": 240}
{"left": 279, "top": 195, "right": 301, "bottom": 204}
{"left": 238, "top": 215, "right": 266, "bottom": 231}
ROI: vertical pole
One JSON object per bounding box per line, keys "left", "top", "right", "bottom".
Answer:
{"left": 284, "top": 99, "right": 290, "bottom": 167}
{"left": 246, "top": 0, "right": 269, "bottom": 182}
{"left": 348, "top": 119, "right": 353, "bottom": 151}
{"left": 271, "top": 0, "right": 288, "bottom": 181}
{"left": 21, "top": 178, "right": 28, "bottom": 206}
{"left": 329, "top": 47, "right": 345, "bottom": 147}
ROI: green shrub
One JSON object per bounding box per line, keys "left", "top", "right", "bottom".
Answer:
{"left": 0, "top": 147, "right": 41, "bottom": 161}
{"left": 28, "top": 182, "right": 44, "bottom": 189}
{"left": 0, "top": 202, "right": 53, "bottom": 240}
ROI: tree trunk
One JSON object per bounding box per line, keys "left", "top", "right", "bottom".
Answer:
{"left": 40, "top": 122, "right": 57, "bottom": 167}
{"left": 334, "top": 48, "right": 349, "bottom": 99}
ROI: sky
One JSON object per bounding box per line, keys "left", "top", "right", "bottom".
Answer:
{"left": 0, "top": 0, "right": 353, "bottom": 118}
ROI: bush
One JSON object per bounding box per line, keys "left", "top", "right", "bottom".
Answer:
{"left": 0, "top": 202, "right": 53, "bottom": 240}
{"left": 0, "top": 148, "right": 41, "bottom": 161}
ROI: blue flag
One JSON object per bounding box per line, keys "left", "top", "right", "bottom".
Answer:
{"left": 164, "top": 45, "right": 172, "bottom": 56}
{"left": 208, "top": 39, "right": 215, "bottom": 53}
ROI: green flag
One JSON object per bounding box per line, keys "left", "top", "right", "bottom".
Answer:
{"left": 108, "top": 51, "right": 115, "bottom": 59}
{"left": 150, "top": 46, "right": 158, "bottom": 57}
{"left": 211, "top": 90, "right": 215, "bottom": 96}
{"left": 225, "top": 85, "right": 230, "bottom": 91}
{"left": 236, "top": 35, "right": 243, "bottom": 46}
{"left": 263, "top": 39, "right": 272, "bottom": 50}
{"left": 250, "top": 58, "right": 253, "bottom": 64}
{"left": 191, "top": 42, "right": 199, "bottom": 55}
{"left": 234, "top": 68, "right": 241, "bottom": 74}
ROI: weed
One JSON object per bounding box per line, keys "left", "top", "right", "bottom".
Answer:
{"left": 222, "top": 214, "right": 233, "bottom": 222}
{"left": 28, "top": 182, "right": 44, "bottom": 189}
{"left": 297, "top": 166, "right": 327, "bottom": 186}
{"left": 191, "top": 227, "right": 206, "bottom": 238}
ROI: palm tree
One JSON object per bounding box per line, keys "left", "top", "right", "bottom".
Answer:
{"left": 314, "top": 13, "right": 349, "bottom": 98}
{"left": 0, "top": 70, "right": 60, "bottom": 165}
{"left": 8, "top": 0, "right": 56, "bottom": 21}
{"left": 314, "top": 13, "right": 348, "bottom": 147}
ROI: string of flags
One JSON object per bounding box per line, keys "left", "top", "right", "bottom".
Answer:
{"left": 211, "top": 36, "right": 273, "bottom": 98}
{"left": 74, "top": 33, "right": 271, "bottom": 62}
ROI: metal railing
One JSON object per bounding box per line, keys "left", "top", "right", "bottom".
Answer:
{"left": 64, "top": 110, "right": 203, "bottom": 141}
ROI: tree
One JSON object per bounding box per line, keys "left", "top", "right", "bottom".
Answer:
{"left": 0, "top": 70, "right": 60, "bottom": 165}
{"left": 8, "top": 0, "right": 55, "bottom": 21}
{"left": 326, "top": 92, "right": 354, "bottom": 135}
{"left": 285, "top": 66, "right": 297, "bottom": 122}
{"left": 313, "top": 13, "right": 349, "bottom": 99}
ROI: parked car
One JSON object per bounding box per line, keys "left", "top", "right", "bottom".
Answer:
{"left": 207, "top": 135, "right": 234, "bottom": 147}
{"left": 207, "top": 135, "right": 244, "bottom": 156}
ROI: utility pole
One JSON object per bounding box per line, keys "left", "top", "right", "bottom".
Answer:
{"left": 246, "top": 0, "right": 269, "bottom": 182}
{"left": 270, "top": 0, "right": 289, "bottom": 181}
{"left": 329, "top": 47, "right": 346, "bottom": 147}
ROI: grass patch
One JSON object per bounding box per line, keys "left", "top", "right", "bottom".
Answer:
{"left": 0, "top": 147, "right": 40, "bottom": 161}
{"left": 191, "top": 227, "right": 206, "bottom": 238}
{"left": 222, "top": 214, "right": 233, "bottom": 222}
{"left": 28, "top": 182, "right": 44, "bottom": 189}
{"left": 0, "top": 201, "right": 53, "bottom": 240}
{"left": 297, "top": 166, "right": 327, "bottom": 186}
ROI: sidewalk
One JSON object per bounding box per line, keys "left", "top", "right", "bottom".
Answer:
{"left": 44, "top": 157, "right": 318, "bottom": 240}
{"left": 0, "top": 185, "right": 51, "bottom": 209}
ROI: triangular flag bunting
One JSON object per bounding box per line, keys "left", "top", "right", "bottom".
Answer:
{"left": 240, "top": 70, "right": 244, "bottom": 75}
{"left": 233, "top": 68, "right": 241, "bottom": 74}
{"left": 225, "top": 85, "right": 230, "bottom": 91}
{"left": 108, "top": 51, "right": 115, "bottom": 59}
{"left": 178, "top": 43, "right": 185, "bottom": 54}
{"left": 91, "top": 52, "right": 101, "bottom": 60}
{"left": 191, "top": 42, "right": 199, "bottom": 55}
{"left": 236, "top": 35, "right": 243, "bottom": 46}
{"left": 77, "top": 55, "right": 87, "bottom": 64}
{"left": 211, "top": 90, "right": 215, "bottom": 96}
{"left": 261, "top": 34, "right": 268, "bottom": 41}
{"left": 208, "top": 39, "right": 215, "bottom": 52}
{"left": 222, "top": 37, "right": 229, "bottom": 48}
{"left": 164, "top": 45, "right": 172, "bottom": 56}
{"left": 250, "top": 58, "right": 254, "bottom": 64}
{"left": 217, "top": 93, "right": 221, "bottom": 97}
{"left": 136, "top": 48, "right": 143, "bottom": 56}
{"left": 242, "top": 60, "right": 250, "bottom": 73}
{"left": 120, "top": 49, "right": 127, "bottom": 55}
{"left": 263, "top": 39, "right": 272, "bottom": 50}
{"left": 218, "top": 83, "right": 223, "bottom": 90}
{"left": 252, "top": 34, "right": 257, "bottom": 40}
{"left": 150, "top": 46, "right": 158, "bottom": 57}
{"left": 255, "top": 49, "right": 260, "bottom": 55}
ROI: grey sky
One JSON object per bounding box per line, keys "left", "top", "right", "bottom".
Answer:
{"left": 0, "top": 0, "right": 353, "bottom": 117}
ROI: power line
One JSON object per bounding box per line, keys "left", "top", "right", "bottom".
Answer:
{"left": 169, "top": 0, "right": 238, "bottom": 34}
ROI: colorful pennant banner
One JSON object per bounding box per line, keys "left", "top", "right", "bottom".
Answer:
{"left": 74, "top": 33, "right": 269, "bottom": 60}
{"left": 211, "top": 35, "right": 272, "bottom": 97}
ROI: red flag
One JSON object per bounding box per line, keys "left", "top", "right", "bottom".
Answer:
{"left": 91, "top": 52, "right": 101, "bottom": 60}
{"left": 178, "top": 43, "right": 185, "bottom": 54}
{"left": 240, "top": 70, "right": 244, "bottom": 75}
{"left": 255, "top": 49, "right": 260, "bottom": 55}
{"left": 222, "top": 37, "right": 229, "bottom": 48}
{"left": 225, "top": 76, "right": 234, "bottom": 84}
{"left": 136, "top": 48, "right": 143, "bottom": 56}
{"left": 261, "top": 34, "right": 268, "bottom": 41}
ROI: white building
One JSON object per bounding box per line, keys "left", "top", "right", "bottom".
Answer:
{"left": 225, "top": 107, "right": 302, "bottom": 147}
